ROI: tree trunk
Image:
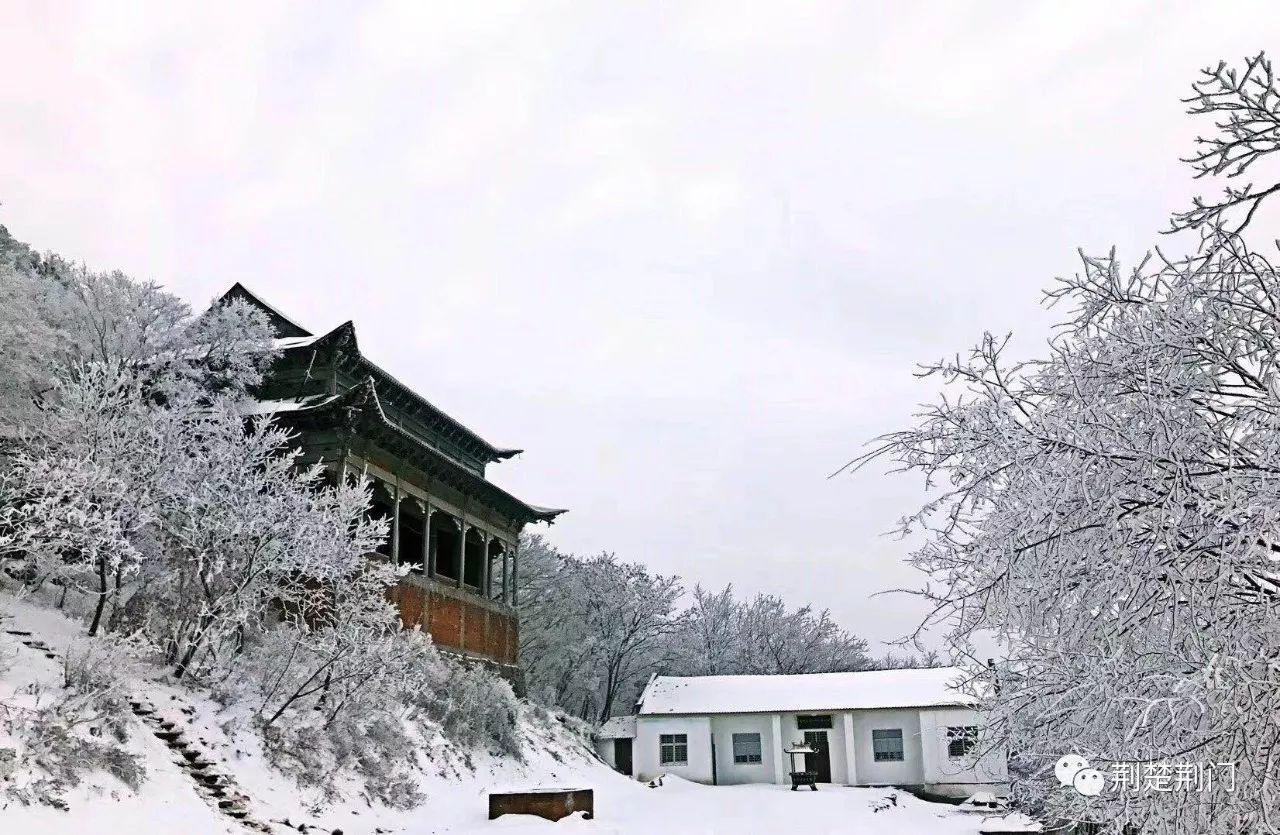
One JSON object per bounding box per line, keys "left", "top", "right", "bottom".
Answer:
{"left": 88, "top": 558, "right": 109, "bottom": 636}
{"left": 174, "top": 614, "right": 214, "bottom": 679}
{"left": 106, "top": 565, "right": 124, "bottom": 631}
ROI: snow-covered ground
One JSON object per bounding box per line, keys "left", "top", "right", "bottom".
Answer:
{"left": 481, "top": 778, "right": 999, "bottom": 835}
{"left": 0, "top": 590, "right": 1020, "bottom": 834}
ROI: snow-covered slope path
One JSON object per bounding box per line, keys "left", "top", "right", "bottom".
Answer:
{"left": 0, "top": 591, "right": 1017, "bottom": 834}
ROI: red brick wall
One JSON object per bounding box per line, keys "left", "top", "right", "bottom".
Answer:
{"left": 392, "top": 580, "right": 518, "bottom": 666}
{"left": 393, "top": 584, "right": 425, "bottom": 629}
{"left": 463, "top": 601, "right": 488, "bottom": 655}
{"left": 484, "top": 612, "right": 505, "bottom": 660}
{"left": 428, "top": 594, "right": 463, "bottom": 649}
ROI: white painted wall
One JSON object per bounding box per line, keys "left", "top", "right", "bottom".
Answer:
{"left": 849, "top": 708, "right": 925, "bottom": 786}
{"left": 595, "top": 737, "right": 614, "bottom": 768}
{"left": 778, "top": 712, "right": 850, "bottom": 784}
{"left": 918, "top": 707, "right": 1008, "bottom": 795}
{"left": 636, "top": 707, "right": 1007, "bottom": 797}
{"left": 635, "top": 716, "right": 713, "bottom": 783}
{"left": 841, "top": 713, "right": 857, "bottom": 785}
{"left": 595, "top": 737, "right": 633, "bottom": 775}
{"left": 708, "top": 714, "right": 778, "bottom": 785}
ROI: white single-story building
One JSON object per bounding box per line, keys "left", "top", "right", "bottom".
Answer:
{"left": 616, "top": 667, "right": 1006, "bottom": 798}
{"left": 595, "top": 715, "right": 637, "bottom": 777}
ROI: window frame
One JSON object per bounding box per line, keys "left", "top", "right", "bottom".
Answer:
{"left": 731, "top": 732, "right": 763, "bottom": 764}
{"left": 871, "top": 728, "right": 905, "bottom": 762}
{"left": 947, "top": 725, "right": 978, "bottom": 759}
{"left": 659, "top": 733, "right": 689, "bottom": 766}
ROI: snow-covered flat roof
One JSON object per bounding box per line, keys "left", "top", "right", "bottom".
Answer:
{"left": 598, "top": 715, "right": 637, "bottom": 739}
{"left": 636, "top": 667, "right": 977, "bottom": 716}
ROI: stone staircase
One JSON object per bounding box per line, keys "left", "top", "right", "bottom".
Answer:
{"left": 127, "top": 694, "right": 275, "bottom": 831}
{"left": 0, "top": 613, "right": 330, "bottom": 833}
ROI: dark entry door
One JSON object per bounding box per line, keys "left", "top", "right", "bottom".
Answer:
{"left": 614, "top": 738, "right": 633, "bottom": 776}
{"left": 803, "top": 731, "right": 832, "bottom": 782}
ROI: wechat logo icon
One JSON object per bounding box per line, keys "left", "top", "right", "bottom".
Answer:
{"left": 1056, "top": 754, "right": 1105, "bottom": 797}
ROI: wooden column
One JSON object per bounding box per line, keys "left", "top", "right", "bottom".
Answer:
{"left": 501, "top": 539, "right": 511, "bottom": 606}
{"left": 456, "top": 520, "right": 467, "bottom": 589}
{"left": 504, "top": 537, "right": 514, "bottom": 604}
{"left": 479, "top": 529, "right": 491, "bottom": 598}
{"left": 390, "top": 481, "right": 401, "bottom": 566}
{"left": 424, "top": 503, "right": 435, "bottom": 576}
{"left": 417, "top": 500, "right": 429, "bottom": 573}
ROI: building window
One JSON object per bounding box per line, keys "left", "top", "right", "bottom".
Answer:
{"left": 947, "top": 725, "right": 978, "bottom": 758}
{"left": 660, "top": 734, "right": 688, "bottom": 766}
{"left": 872, "top": 728, "right": 904, "bottom": 762}
{"left": 732, "top": 733, "right": 763, "bottom": 764}
{"left": 796, "top": 714, "right": 833, "bottom": 730}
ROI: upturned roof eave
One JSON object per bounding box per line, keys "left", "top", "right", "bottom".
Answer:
{"left": 261, "top": 381, "right": 564, "bottom": 526}
{"left": 274, "top": 318, "right": 519, "bottom": 466}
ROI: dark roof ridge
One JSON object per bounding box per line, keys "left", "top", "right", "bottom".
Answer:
{"left": 219, "top": 282, "right": 312, "bottom": 338}
{"left": 229, "top": 287, "right": 520, "bottom": 464}
{"left": 280, "top": 377, "right": 565, "bottom": 524}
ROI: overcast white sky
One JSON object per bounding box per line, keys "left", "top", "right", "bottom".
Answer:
{"left": 3, "top": 2, "right": 1279, "bottom": 652}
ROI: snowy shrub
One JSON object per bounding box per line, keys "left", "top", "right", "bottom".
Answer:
{"left": 241, "top": 623, "right": 522, "bottom": 805}
{"left": 258, "top": 711, "right": 425, "bottom": 810}
{"left": 401, "top": 657, "right": 522, "bottom": 759}
{"left": 211, "top": 554, "right": 408, "bottom": 731}
{"left": 2, "top": 640, "right": 145, "bottom": 807}
{"left": 335, "top": 715, "right": 424, "bottom": 809}
{"left": 226, "top": 622, "right": 429, "bottom": 805}
{"left": 256, "top": 720, "right": 329, "bottom": 791}
{"left": 59, "top": 635, "right": 141, "bottom": 743}
{"left": 14, "top": 702, "right": 146, "bottom": 794}
{"left": 550, "top": 707, "right": 594, "bottom": 746}
{"left": 254, "top": 667, "right": 427, "bottom": 810}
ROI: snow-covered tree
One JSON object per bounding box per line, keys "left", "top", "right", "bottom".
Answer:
{"left": 0, "top": 250, "right": 401, "bottom": 689}
{"left": 0, "top": 363, "right": 182, "bottom": 634}
{"left": 0, "top": 231, "right": 531, "bottom": 806}
{"left": 672, "top": 585, "right": 739, "bottom": 676}
{"left": 0, "top": 229, "right": 272, "bottom": 432}
{"left": 0, "top": 259, "right": 277, "bottom": 638}
{"left": 576, "top": 554, "right": 683, "bottom": 722}
{"left": 518, "top": 539, "right": 682, "bottom": 722}
{"left": 852, "top": 54, "right": 1280, "bottom": 832}
{"left": 147, "top": 409, "right": 390, "bottom": 680}
{"left": 519, "top": 538, "right": 878, "bottom": 720}
{"left": 670, "top": 585, "right": 873, "bottom": 676}
{"left": 514, "top": 536, "right": 584, "bottom": 705}
{"left": 729, "top": 592, "right": 872, "bottom": 675}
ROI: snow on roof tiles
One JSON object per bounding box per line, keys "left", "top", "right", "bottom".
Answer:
{"left": 636, "top": 667, "right": 976, "bottom": 716}
{"left": 597, "top": 715, "right": 637, "bottom": 739}
{"left": 244, "top": 394, "right": 338, "bottom": 415}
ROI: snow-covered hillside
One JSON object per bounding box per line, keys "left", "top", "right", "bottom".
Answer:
{"left": 0, "top": 590, "right": 1019, "bottom": 834}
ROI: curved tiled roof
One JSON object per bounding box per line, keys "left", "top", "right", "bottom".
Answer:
{"left": 219, "top": 283, "right": 564, "bottom": 525}
{"left": 255, "top": 378, "right": 566, "bottom": 525}
{"left": 221, "top": 283, "right": 520, "bottom": 464}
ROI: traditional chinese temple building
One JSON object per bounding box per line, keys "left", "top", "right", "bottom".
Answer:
{"left": 219, "top": 283, "right": 564, "bottom": 679}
